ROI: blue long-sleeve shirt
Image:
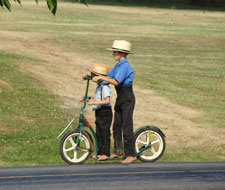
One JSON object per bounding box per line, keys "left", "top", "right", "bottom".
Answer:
{"left": 108, "top": 58, "right": 134, "bottom": 90}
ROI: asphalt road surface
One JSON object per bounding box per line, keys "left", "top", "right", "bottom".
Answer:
{"left": 0, "top": 162, "right": 225, "bottom": 190}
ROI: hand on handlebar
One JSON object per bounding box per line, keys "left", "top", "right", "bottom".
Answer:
{"left": 87, "top": 98, "right": 94, "bottom": 105}
{"left": 82, "top": 74, "right": 102, "bottom": 83}
{"left": 92, "top": 76, "right": 102, "bottom": 83}
{"left": 80, "top": 96, "right": 91, "bottom": 103}
{"left": 79, "top": 97, "right": 85, "bottom": 103}
{"left": 82, "top": 74, "right": 88, "bottom": 80}
{"left": 82, "top": 74, "right": 93, "bottom": 81}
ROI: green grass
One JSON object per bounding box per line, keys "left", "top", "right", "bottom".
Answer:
{"left": 135, "top": 48, "right": 225, "bottom": 128}
{"left": 0, "top": 52, "right": 121, "bottom": 166}
{"left": 0, "top": 52, "right": 66, "bottom": 166}
{"left": 0, "top": 2, "right": 225, "bottom": 165}
{"left": 162, "top": 146, "right": 223, "bottom": 162}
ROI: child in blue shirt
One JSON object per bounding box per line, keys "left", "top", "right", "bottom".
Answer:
{"left": 87, "top": 63, "right": 112, "bottom": 161}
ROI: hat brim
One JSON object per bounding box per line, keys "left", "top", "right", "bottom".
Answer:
{"left": 106, "top": 48, "right": 132, "bottom": 54}
{"left": 88, "top": 69, "right": 107, "bottom": 76}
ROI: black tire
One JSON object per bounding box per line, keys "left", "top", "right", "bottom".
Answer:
{"left": 60, "top": 130, "right": 92, "bottom": 165}
{"left": 134, "top": 127, "right": 166, "bottom": 162}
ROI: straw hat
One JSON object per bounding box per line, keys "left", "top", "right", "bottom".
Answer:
{"left": 107, "top": 40, "right": 132, "bottom": 54}
{"left": 90, "top": 63, "right": 109, "bottom": 76}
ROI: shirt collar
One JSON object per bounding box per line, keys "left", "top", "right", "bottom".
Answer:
{"left": 97, "top": 81, "right": 109, "bottom": 87}
{"left": 117, "top": 58, "right": 127, "bottom": 66}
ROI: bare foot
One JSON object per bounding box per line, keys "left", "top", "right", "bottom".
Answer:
{"left": 90, "top": 155, "right": 100, "bottom": 159}
{"left": 98, "top": 155, "right": 109, "bottom": 161}
{"left": 121, "top": 157, "right": 136, "bottom": 164}
{"left": 110, "top": 154, "right": 123, "bottom": 159}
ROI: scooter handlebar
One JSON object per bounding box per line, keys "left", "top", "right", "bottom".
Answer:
{"left": 98, "top": 79, "right": 103, "bottom": 83}
{"left": 84, "top": 75, "right": 92, "bottom": 80}
{"left": 84, "top": 75, "right": 103, "bottom": 83}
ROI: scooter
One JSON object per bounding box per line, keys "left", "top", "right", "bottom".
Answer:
{"left": 57, "top": 76, "right": 166, "bottom": 164}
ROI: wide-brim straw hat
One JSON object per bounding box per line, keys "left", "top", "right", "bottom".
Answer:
{"left": 89, "top": 63, "right": 109, "bottom": 76}
{"left": 106, "top": 40, "right": 132, "bottom": 54}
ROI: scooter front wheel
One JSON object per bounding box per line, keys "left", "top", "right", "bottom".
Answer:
{"left": 59, "top": 130, "right": 92, "bottom": 165}
{"left": 134, "top": 127, "right": 165, "bottom": 162}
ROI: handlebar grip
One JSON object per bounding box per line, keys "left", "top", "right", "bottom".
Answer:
{"left": 98, "top": 79, "right": 103, "bottom": 83}
{"left": 84, "top": 75, "right": 103, "bottom": 83}
{"left": 84, "top": 75, "right": 92, "bottom": 80}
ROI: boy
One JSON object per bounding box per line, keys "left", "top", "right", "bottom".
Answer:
{"left": 87, "top": 63, "right": 112, "bottom": 161}
{"left": 92, "top": 40, "right": 136, "bottom": 164}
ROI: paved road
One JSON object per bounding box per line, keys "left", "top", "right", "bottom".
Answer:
{"left": 0, "top": 162, "right": 225, "bottom": 190}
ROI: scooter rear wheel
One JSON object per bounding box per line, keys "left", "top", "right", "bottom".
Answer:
{"left": 134, "top": 127, "right": 165, "bottom": 162}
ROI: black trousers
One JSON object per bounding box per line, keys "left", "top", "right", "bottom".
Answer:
{"left": 95, "top": 107, "right": 112, "bottom": 156}
{"left": 113, "top": 86, "right": 136, "bottom": 157}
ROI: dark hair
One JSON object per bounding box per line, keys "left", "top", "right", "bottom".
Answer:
{"left": 91, "top": 72, "right": 98, "bottom": 77}
{"left": 118, "top": 51, "right": 128, "bottom": 58}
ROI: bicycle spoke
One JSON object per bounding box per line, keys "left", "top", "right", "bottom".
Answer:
{"left": 137, "top": 139, "right": 148, "bottom": 145}
{"left": 76, "top": 147, "right": 89, "bottom": 152}
{"left": 69, "top": 137, "right": 76, "bottom": 147}
{"left": 150, "top": 147, "right": 157, "bottom": 155}
{"left": 151, "top": 139, "right": 160, "bottom": 145}
{"left": 72, "top": 151, "right": 78, "bottom": 161}
{"left": 146, "top": 133, "right": 150, "bottom": 144}
{"left": 65, "top": 147, "right": 74, "bottom": 152}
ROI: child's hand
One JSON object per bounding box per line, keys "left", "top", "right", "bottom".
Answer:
{"left": 79, "top": 97, "right": 84, "bottom": 103}
{"left": 92, "top": 76, "right": 101, "bottom": 83}
{"left": 82, "top": 74, "right": 88, "bottom": 80}
{"left": 87, "top": 99, "right": 94, "bottom": 105}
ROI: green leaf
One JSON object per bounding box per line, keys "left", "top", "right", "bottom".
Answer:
{"left": 3, "top": 0, "right": 11, "bottom": 11}
{"left": 35, "top": 0, "right": 38, "bottom": 4}
{"left": 0, "top": 0, "right": 4, "bottom": 7}
{"left": 46, "top": 0, "right": 57, "bottom": 15}
{"left": 17, "top": 0, "right": 22, "bottom": 5}
{"left": 76, "top": 0, "right": 88, "bottom": 6}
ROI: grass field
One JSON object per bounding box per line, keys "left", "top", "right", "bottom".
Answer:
{"left": 0, "top": 0, "right": 225, "bottom": 166}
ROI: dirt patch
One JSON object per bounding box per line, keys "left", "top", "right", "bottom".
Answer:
{"left": 0, "top": 79, "right": 13, "bottom": 91}
{"left": 0, "top": 115, "right": 34, "bottom": 135}
{"left": 133, "top": 86, "right": 225, "bottom": 150}
{"left": 0, "top": 122, "right": 8, "bottom": 135}
{"left": 0, "top": 122, "right": 20, "bottom": 135}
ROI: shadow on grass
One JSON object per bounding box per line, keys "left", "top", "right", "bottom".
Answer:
{"left": 62, "top": 0, "right": 225, "bottom": 12}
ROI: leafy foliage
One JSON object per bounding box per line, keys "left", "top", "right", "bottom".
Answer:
{"left": 1, "top": 0, "right": 11, "bottom": 11}
{"left": 46, "top": 0, "right": 57, "bottom": 15}
{"left": 0, "top": 0, "right": 87, "bottom": 15}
